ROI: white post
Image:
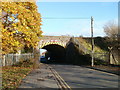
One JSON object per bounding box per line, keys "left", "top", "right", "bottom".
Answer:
{"left": 3, "top": 55, "right": 5, "bottom": 66}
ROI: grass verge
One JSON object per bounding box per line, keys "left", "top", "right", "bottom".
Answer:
{"left": 86, "top": 65, "right": 120, "bottom": 75}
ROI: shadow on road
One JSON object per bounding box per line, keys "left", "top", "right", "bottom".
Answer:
{"left": 42, "top": 61, "right": 120, "bottom": 76}
{"left": 43, "top": 62, "right": 119, "bottom": 88}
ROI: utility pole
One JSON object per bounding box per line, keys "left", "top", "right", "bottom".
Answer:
{"left": 91, "top": 16, "right": 94, "bottom": 67}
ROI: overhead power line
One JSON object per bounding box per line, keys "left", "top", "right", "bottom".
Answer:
{"left": 41, "top": 17, "right": 90, "bottom": 19}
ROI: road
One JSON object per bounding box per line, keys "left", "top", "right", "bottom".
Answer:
{"left": 49, "top": 63, "right": 119, "bottom": 88}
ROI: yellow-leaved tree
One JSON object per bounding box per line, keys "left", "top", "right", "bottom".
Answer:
{"left": 1, "top": 2, "right": 42, "bottom": 54}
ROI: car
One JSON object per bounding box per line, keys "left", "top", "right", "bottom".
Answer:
{"left": 40, "top": 56, "right": 47, "bottom": 63}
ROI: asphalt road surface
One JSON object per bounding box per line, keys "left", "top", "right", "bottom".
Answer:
{"left": 49, "top": 64, "right": 119, "bottom": 88}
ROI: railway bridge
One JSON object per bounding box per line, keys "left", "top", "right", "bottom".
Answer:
{"left": 38, "top": 35, "right": 71, "bottom": 62}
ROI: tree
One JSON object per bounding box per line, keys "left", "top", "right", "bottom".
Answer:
{"left": 1, "top": 2, "right": 42, "bottom": 54}
{"left": 103, "top": 21, "right": 119, "bottom": 49}
{"left": 103, "top": 21, "right": 118, "bottom": 40}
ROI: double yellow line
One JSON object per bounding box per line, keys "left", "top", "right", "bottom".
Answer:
{"left": 46, "top": 64, "right": 72, "bottom": 90}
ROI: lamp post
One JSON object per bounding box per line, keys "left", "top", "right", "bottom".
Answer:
{"left": 91, "top": 16, "right": 94, "bottom": 67}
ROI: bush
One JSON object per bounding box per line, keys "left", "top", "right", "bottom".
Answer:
{"left": 12, "top": 58, "right": 34, "bottom": 68}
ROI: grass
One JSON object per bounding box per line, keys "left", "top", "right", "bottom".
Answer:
{"left": 2, "top": 59, "right": 36, "bottom": 89}
{"left": 76, "top": 37, "right": 107, "bottom": 53}
{"left": 74, "top": 37, "right": 109, "bottom": 65}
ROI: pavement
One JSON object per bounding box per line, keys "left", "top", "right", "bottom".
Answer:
{"left": 18, "top": 63, "right": 60, "bottom": 89}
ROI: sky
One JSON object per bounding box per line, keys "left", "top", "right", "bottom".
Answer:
{"left": 36, "top": 2, "right": 118, "bottom": 37}
{"left": 37, "top": 0, "right": 119, "bottom": 2}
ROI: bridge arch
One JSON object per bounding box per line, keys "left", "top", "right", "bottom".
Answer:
{"left": 41, "top": 44, "right": 66, "bottom": 63}
{"left": 38, "top": 36, "right": 71, "bottom": 63}
{"left": 39, "top": 40, "right": 66, "bottom": 49}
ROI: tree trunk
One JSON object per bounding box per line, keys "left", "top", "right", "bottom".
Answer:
{"left": 33, "top": 48, "right": 40, "bottom": 69}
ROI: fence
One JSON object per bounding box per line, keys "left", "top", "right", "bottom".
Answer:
{"left": 2, "top": 53, "right": 34, "bottom": 66}
{"left": 93, "top": 53, "right": 109, "bottom": 64}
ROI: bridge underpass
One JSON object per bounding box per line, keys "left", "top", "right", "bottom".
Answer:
{"left": 42, "top": 44, "right": 66, "bottom": 63}
{"left": 39, "top": 36, "right": 91, "bottom": 65}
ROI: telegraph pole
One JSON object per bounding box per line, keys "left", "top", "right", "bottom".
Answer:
{"left": 91, "top": 16, "right": 94, "bottom": 67}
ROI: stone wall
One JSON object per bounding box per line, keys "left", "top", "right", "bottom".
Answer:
{"left": 65, "top": 38, "right": 91, "bottom": 65}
